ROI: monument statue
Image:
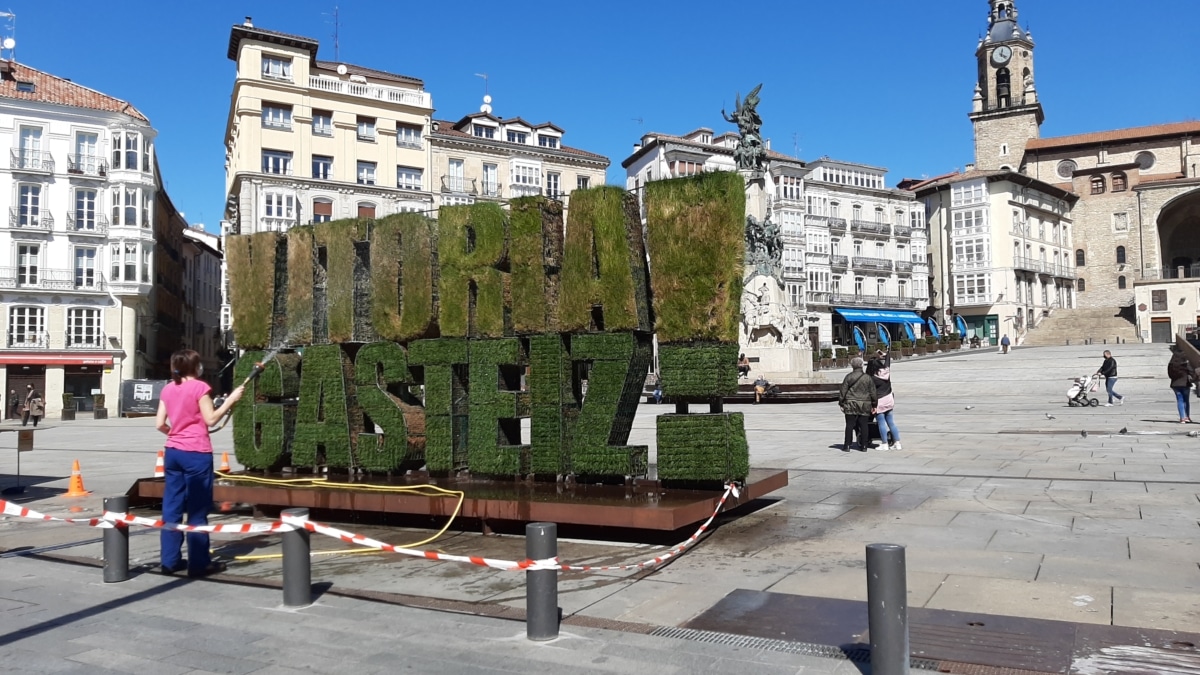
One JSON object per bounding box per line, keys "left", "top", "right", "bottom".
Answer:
{"left": 721, "top": 84, "right": 766, "bottom": 173}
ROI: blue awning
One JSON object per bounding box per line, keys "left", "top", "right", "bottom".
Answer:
{"left": 834, "top": 308, "right": 924, "bottom": 324}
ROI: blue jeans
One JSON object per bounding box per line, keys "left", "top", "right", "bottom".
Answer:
{"left": 876, "top": 410, "right": 900, "bottom": 445}
{"left": 1105, "top": 377, "right": 1122, "bottom": 404}
{"left": 1173, "top": 386, "right": 1191, "bottom": 421}
{"left": 160, "top": 448, "right": 214, "bottom": 574}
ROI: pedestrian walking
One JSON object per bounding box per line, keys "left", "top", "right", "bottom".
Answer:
{"left": 155, "top": 349, "right": 244, "bottom": 577}
{"left": 6, "top": 389, "right": 15, "bottom": 420}
{"left": 1167, "top": 345, "right": 1194, "bottom": 423}
{"left": 1000, "top": 334, "right": 1010, "bottom": 354}
{"left": 868, "top": 350, "right": 901, "bottom": 450}
{"left": 20, "top": 384, "right": 44, "bottom": 427}
{"left": 1096, "top": 350, "right": 1124, "bottom": 406}
{"left": 838, "top": 357, "right": 877, "bottom": 452}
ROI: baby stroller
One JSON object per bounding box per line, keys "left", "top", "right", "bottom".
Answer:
{"left": 1067, "top": 373, "right": 1101, "bottom": 407}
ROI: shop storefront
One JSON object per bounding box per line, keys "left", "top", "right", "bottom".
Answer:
{"left": 0, "top": 354, "right": 116, "bottom": 417}
{"left": 832, "top": 308, "right": 926, "bottom": 351}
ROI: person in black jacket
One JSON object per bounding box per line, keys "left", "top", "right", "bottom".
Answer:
{"left": 1095, "top": 350, "right": 1124, "bottom": 406}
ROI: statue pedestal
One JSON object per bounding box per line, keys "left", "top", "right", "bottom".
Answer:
{"left": 741, "top": 345, "right": 818, "bottom": 383}
{"left": 742, "top": 171, "right": 768, "bottom": 222}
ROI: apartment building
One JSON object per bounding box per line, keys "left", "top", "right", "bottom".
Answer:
{"left": 182, "top": 226, "right": 223, "bottom": 385}
{"left": 0, "top": 60, "right": 160, "bottom": 416}
{"left": 223, "top": 19, "right": 435, "bottom": 235}
{"left": 429, "top": 104, "right": 608, "bottom": 211}
{"left": 803, "top": 159, "right": 930, "bottom": 347}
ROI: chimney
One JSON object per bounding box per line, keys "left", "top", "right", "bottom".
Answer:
{"left": 765, "top": 138, "right": 771, "bottom": 151}
{"left": 965, "top": 163, "right": 975, "bottom": 172}
{"left": 633, "top": 142, "right": 642, "bottom": 153}
{"left": 243, "top": 16, "right": 253, "bottom": 27}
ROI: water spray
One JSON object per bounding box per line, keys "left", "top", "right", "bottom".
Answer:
{"left": 208, "top": 361, "right": 266, "bottom": 432}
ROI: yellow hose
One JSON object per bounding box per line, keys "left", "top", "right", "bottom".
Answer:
{"left": 212, "top": 470, "right": 465, "bottom": 561}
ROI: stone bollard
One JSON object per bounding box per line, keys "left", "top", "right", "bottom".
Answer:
{"left": 866, "top": 543, "right": 909, "bottom": 675}
{"left": 526, "top": 522, "right": 559, "bottom": 641}
{"left": 102, "top": 495, "right": 129, "bottom": 583}
{"left": 281, "top": 508, "right": 312, "bottom": 607}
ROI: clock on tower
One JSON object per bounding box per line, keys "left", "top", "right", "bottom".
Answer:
{"left": 968, "top": 0, "right": 1045, "bottom": 171}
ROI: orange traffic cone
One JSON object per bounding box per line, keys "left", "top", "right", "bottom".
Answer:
{"left": 218, "top": 452, "right": 231, "bottom": 473}
{"left": 154, "top": 449, "right": 165, "bottom": 478}
{"left": 64, "top": 460, "right": 90, "bottom": 497}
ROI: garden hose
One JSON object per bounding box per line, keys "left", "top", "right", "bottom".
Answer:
{"left": 208, "top": 361, "right": 266, "bottom": 433}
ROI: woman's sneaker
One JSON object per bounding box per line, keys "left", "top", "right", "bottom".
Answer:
{"left": 889, "top": 442, "right": 903, "bottom": 451}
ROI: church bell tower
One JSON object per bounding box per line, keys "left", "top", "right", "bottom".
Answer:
{"left": 969, "top": 0, "right": 1044, "bottom": 172}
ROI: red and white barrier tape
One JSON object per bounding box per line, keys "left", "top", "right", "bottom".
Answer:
{"left": 1, "top": 482, "right": 741, "bottom": 573}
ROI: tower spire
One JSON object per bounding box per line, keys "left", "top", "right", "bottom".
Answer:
{"left": 988, "top": 0, "right": 1018, "bottom": 27}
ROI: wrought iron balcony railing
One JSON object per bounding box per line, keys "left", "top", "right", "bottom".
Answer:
{"left": 441, "top": 176, "right": 477, "bottom": 195}
{"left": 8, "top": 208, "right": 52, "bottom": 230}
{"left": 852, "top": 256, "right": 893, "bottom": 271}
{"left": 66, "top": 212, "right": 109, "bottom": 235}
{"left": 10, "top": 149, "right": 54, "bottom": 173}
{"left": 65, "top": 332, "right": 107, "bottom": 350}
{"left": 850, "top": 220, "right": 891, "bottom": 236}
{"left": 7, "top": 331, "right": 49, "bottom": 349}
{"left": 67, "top": 154, "right": 107, "bottom": 177}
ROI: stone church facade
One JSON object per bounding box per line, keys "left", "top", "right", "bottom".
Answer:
{"left": 967, "top": 0, "right": 1200, "bottom": 337}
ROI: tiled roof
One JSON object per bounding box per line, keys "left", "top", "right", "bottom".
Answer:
{"left": 431, "top": 120, "right": 608, "bottom": 162}
{"left": 312, "top": 61, "right": 422, "bottom": 86}
{"left": 1026, "top": 121, "right": 1200, "bottom": 151}
{"left": 909, "top": 168, "right": 1078, "bottom": 202}
{"left": 0, "top": 62, "right": 148, "bottom": 122}
{"left": 228, "top": 24, "right": 319, "bottom": 61}
{"left": 622, "top": 131, "right": 801, "bottom": 168}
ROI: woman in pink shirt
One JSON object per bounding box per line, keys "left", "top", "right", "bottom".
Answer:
{"left": 155, "top": 349, "right": 244, "bottom": 577}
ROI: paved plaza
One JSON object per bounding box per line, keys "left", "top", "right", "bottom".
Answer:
{"left": 1, "top": 343, "right": 1198, "bottom": 672}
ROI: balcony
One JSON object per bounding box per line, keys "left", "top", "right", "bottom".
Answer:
{"left": 894, "top": 225, "right": 912, "bottom": 238}
{"left": 806, "top": 292, "right": 831, "bottom": 305}
{"left": 480, "top": 183, "right": 501, "bottom": 198}
{"left": 805, "top": 215, "right": 828, "bottom": 227}
{"left": 1051, "top": 264, "right": 1077, "bottom": 279}
{"left": 830, "top": 293, "right": 917, "bottom": 309}
{"left": 853, "top": 256, "right": 893, "bottom": 271}
{"left": 10, "top": 149, "right": 54, "bottom": 173}
{"left": 850, "top": 220, "right": 891, "bottom": 236}
{"left": 67, "top": 154, "right": 107, "bottom": 177}
{"left": 66, "top": 212, "right": 109, "bottom": 236}
{"left": 951, "top": 260, "right": 990, "bottom": 273}
{"left": 509, "top": 184, "right": 542, "bottom": 198}
{"left": 308, "top": 75, "right": 432, "bottom": 108}
{"left": 7, "top": 331, "right": 48, "bottom": 349}
{"left": 805, "top": 252, "right": 830, "bottom": 266}
{"left": 441, "top": 176, "right": 478, "bottom": 195}
{"left": 0, "top": 267, "right": 82, "bottom": 291}
{"left": 830, "top": 254, "right": 849, "bottom": 268}
{"left": 8, "top": 208, "right": 53, "bottom": 230}
{"left": 828, "top": 217, "right": 848, "bottom": 232}
{"left": 895, "top": 260, "right": 914, "bottom": 273}
{"left": 65, "top": 332, "right": 107, "bottom": 350}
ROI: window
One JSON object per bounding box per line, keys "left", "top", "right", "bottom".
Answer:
{"left": 482, "top": 164, "right": 498, "bottom": 197}
{"left": 952, "top": 208, "right": 988, "bottom": 232}
{"left": 74, "top": 247, "right": 97, "bottom": 288}
{"left": 954, "top": 237, "right": 990, "bottom": 266}
{"left": 877, "top": 278, "right": 887, "bottom": 297}
{"left": 124, "top": 243, "right": 137, "bottom": 282}
{"left": 854, "top": 277, "right": 864, "bottom": 296}
{"left": 17, "top": 184, "right": 41, "bottom": 227}
{"left": 546, "top": 172, "right": 561, "bottom": 198}
{"left": 110, "top": 243, "right": 120, "bottom": 281}
{"left": 111, "top": 130, "right": 142, "bottom": 171}
{"left": 1077, "top": 278, "right": 1086, "bottom": 292}
{"left": 447, "top": 159, "right": 465, "bottom": 193}
{"left": 397, "top": 124, "right": 422, "bottom": 148}
{"left": 1090, "top": 175, "right": 1106, "bottom": 195}
{"left": 852, "top": 204, "right": 862, "bottom": 221}
{"left": 312, "top": 155, "right": 333, "bottom": 180}
{"left": 1000, "top": 143, "right": 1009, "bottom": 156}
{"left": 1116, "top": 246, "right": 1126, "bottom": 265}
{"left": 786, "top": 282, "right": 803, "bottom": 308}
{"left": 777, "top": 175, "right": 802, "bottom": 201}
{"left": 8, "top": 306, "right": 45, "bottom": 347}
{"left": 511, "top": 164, "right": 541, "bottom": 189}
{"left": 356, "top": 161, "right": 376, "bottom": 185}
{"left": 356, "top": 116, "right": 376, "bottom": 142}
{"left": 473, "top": 124, "right": 496, "bottom": 139}
{"left": 261, "top": 55, "right": 292, "bottom": 81}
{"left": 1118, "top": 276, "right": 1127, "bottom": 289}
{"left": 1056, "top": 160, "right": 1077, "bottom": 179}
{"left": 262, "top": 104, "right": 292, "bottom": 130}
{"left": 951, "top": 181, "right": 987, "bottom": 206}
{"left": 1075, "top": 249, "right": 1086, "bottom": 267}
{"left": 1152, "top": 289, "right": 1167, "bottom": 310}
{"left": 142, "top": 248, "right": 151, "bottom": 282}
{"left": 67, "top": 308, "right": 102, "bottom": 348}
{"left": 312, "top": 110, "right": 333, "bottom": 137}
{"left": 671, "top": 160, "right": 704, "bottom": 177}
{"left": 954, "top": 273, "right": 991, "bottom": 305}
{"left": 1135, "top": 151, "right": 1156, "bottom": 171}
{"left": 72, "top": 132, "right": 100, "bottom": 174}
{"left": 396, "top": 166, "right": 422, "bottom": 191}
{"left": 898, "top": 280, "right": 908, "bottom": 299}
{"left": 74, "top": 189, "right": 97, "bottom": 230}
{"left": 853, "top": 240, "right": 863, "bottom": 256}
{"left": 1112, "top": 172, "right": 1127, "bottom": 192}
{"left": 909, "top": 210, "right": 924, "bottom": 229}
{"left": 262, "top": 150, "right": 292, "bottom": 175}
{"left": 312, "top": 198, "right": 333, "bottom": 224}
{"left": 142, "top": 191, "right": 150, "bottom": 228}
{"left": 1015, "top": 275, "right": 1023, "bottom": 302}
{"left": 875, "top": 207, "right": 885, "bottom": 223}
{"left": 357, "top": 202, "right": 376, "bottom": 219}
{"left": 507, "top": 130, "right": 528, "bottom": 144}
{"left": 109, "top": 187, "right": 139, "bottom": 226}
{"left": 538, "top": 135, "right": 559, "bottom": 149}
{"left": 15, "top": 81, "right": 33, "bottom": 93}
{"left": 17, "top": 244, "right": 39, "bottom": 285}
{"left": 577, "top": 175, "right": 590, "bottom": 191}
{"left": 17, "top": 126, "right": 43, "bottom": 170}
{"left": 262, "top": 192, "right": 295, "bottom": 229}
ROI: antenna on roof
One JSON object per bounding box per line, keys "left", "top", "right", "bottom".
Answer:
{"left": 475, "top": 73, "right": 492, "bottom": 113}
{"left": 323, "top": 5, "right": 341, "bottom": 61}
{"left": 0, "top": 11, "right": 16, "bottom": 62}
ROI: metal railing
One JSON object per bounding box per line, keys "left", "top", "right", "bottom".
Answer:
{"left": 0, "top": 267, "right": 79, "bottom": 290}
{"left": 509, "top": 184, "right": 542, "bottom": 198}
{"left": 441, "top": 176, "right": 477, "bottom": 195}
{"left": 853, "top": 256, "right": 893, "bottom": 271}
{"left": 480, "top": 183, "right": 501, "bottom": 198}
{"left": 7, "top": 208, "right": 53, "bottom": 230}
{"left": 1013, "top": 256, "right": 1041, "bottom": 273}
{"left": 67, "top": 154, "right": 107, "bottom": 177}
{"left": 951, "top": 260, "right": 990, "bottom": 272}
{"left": 7, "top": 331, "right": 49, "bottom": 349}
{"left": 66, "top": 212, "right": 109, "bottom": 235}
{"left": 830, "top": 293, "right": 917, "bottom": 308}
{"left": 1157, "top": 265, "right": 1200, "bottom": 280}
{"left": 850, "top": 220, "right": 891, "bottom": 236}
{"left": 894, "top": 225, "right": 912, "bottom": 238}
{"left": 805, "top": 252, "right": 830, "bottom": 265}
{"left": 830, "top": 254, "right": 849, "bottom": 267}
{"left": 10, "top": 149, "right": 54, "bottom": 172}
{"left": 806, "top": 292, "right": 831, "bottom": 305}
{"left": 308, "top": 75, "right": 432, "bottom": 108}
{"left": 805, "top": 214, "right": 828, "bottom": 226}
{"left": 895, "top": 260, "right": 914, "bottom": 273}
{"left": 828, "top": 217, "right": 848, "bottom": 231}
{"left": 65, "top": 332, "right": 107, "bottom": 350}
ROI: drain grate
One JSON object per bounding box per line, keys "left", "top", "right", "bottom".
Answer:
{"left": 649, "top": 625, "right": 940, "bottom": 670}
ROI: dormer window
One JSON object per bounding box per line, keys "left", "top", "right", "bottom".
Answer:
{"left": 700, "top": 133, "right": 712, "bottom": 144}
{"left": 473, "top": 124, "right": 495, "bottom": 139}
{"left": 537, "top": 135, "right": 559, "bottom": 149}
{"left": 507, "top": 130, "right": 527, "bottom": 144}
{"left": 261, "top": 56, "right": 292, "bottom": 82}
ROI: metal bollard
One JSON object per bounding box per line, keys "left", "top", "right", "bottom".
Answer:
{"left": 526, "top": 522, "right": 559, "bottom": 641}
{"left": 281, "top": 508, "right": 312, "bottom": 607}
{"left": 866, "top": 543, "right": 909, "bottom": 675}
{"left": 102, "top": 496, "right": 129, "bottom": 583}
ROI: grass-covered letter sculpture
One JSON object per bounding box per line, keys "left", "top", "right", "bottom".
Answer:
{"left": 227, "top": 175, "right": 749, "bottom": 483}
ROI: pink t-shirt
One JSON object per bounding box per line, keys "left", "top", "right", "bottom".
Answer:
{"left": 160, "top": 379, "right": 214, "bottom": 453}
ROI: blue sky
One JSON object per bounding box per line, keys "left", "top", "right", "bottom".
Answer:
{"left": 7, "top": 1, "right": 1197, "bottom": 233}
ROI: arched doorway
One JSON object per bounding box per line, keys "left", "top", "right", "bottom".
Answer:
{"left": 1157, "top": 188, "right": 1200, "bottom": 278}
